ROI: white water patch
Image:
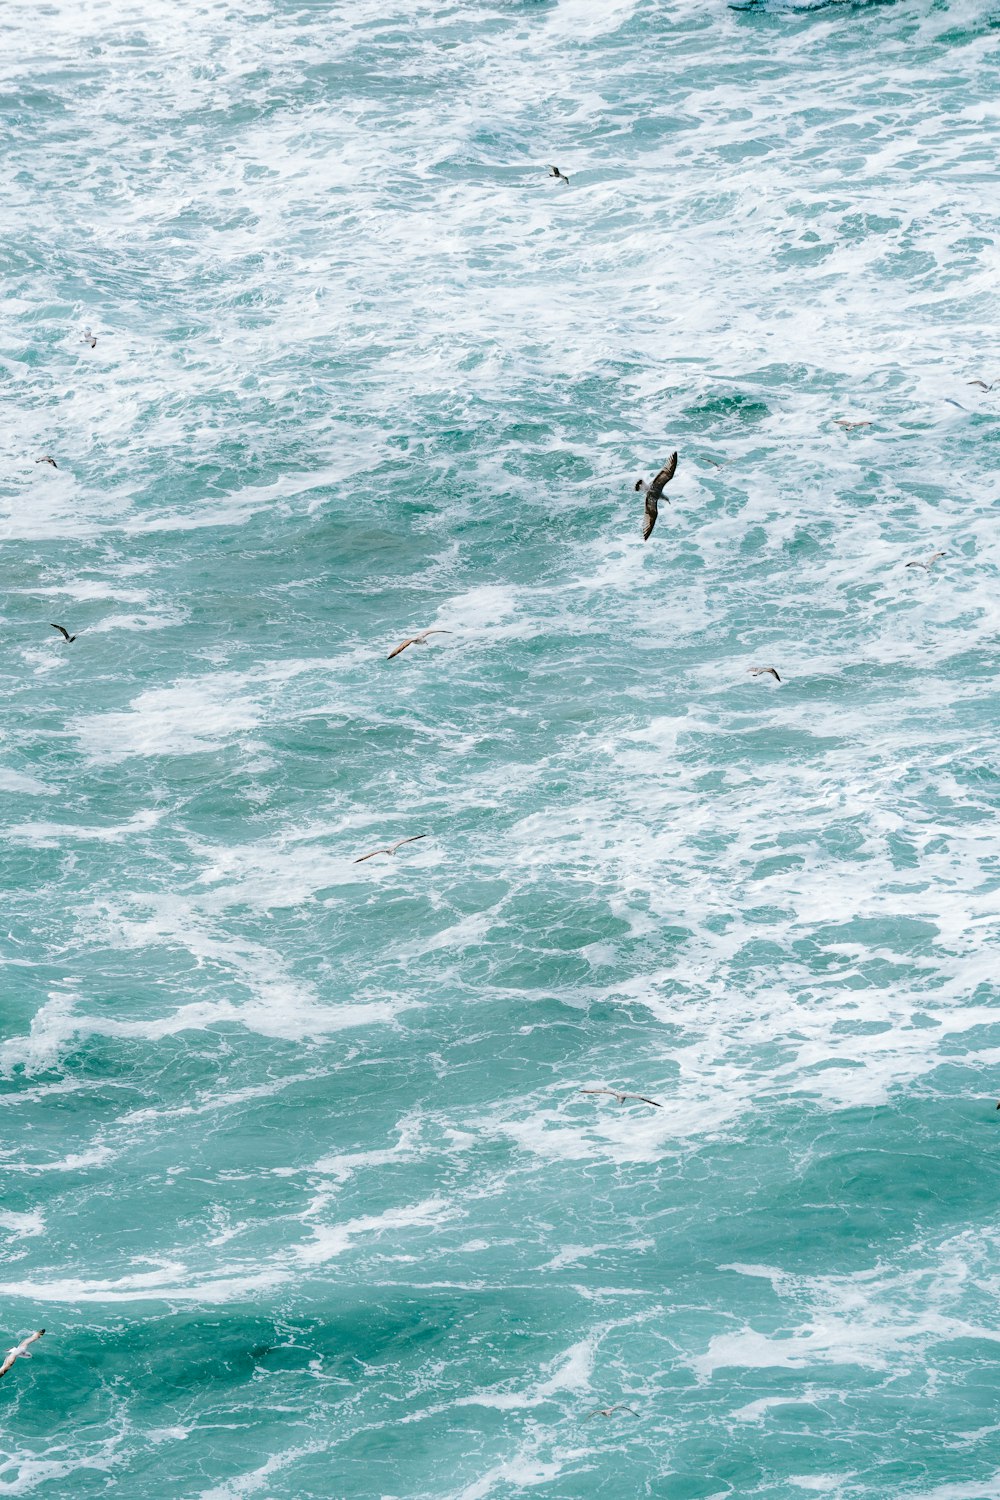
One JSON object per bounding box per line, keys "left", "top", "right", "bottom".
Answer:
{"left": 5, "top": 810, "right": 162, "bottom": 846}
{"left": 295, "top": 1197, "right": 456, "bottom": 1267}
{"left": 697, "top": 1231, "right": 1000, "bottom": 1383}
{"left": 0, "top": 1211, "right": 45, "bottom": 1240}
{"left": 0, "top": 770, "right": 54, "bottom": 796}
{"left": 73, "top": 680, "right": 265, "bottom": 761}
{"left": 0, "top": 1147, "right": 115, "bottom": 1174}
{"left": 195, "top": 1444, "right": 325, "bottom": 1500}
{"left": 0, "top": 979, "right": 401, "bottom": 1077}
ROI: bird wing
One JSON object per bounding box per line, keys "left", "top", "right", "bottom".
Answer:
{"left": 642, "top": 494, "right": 658, "bottom": 541}
{"left": 50, "top": 624, "right": 70, "bottom": 640}
{"left": 389, "top": 835, "right": 427, "bottom": 853}
{"left": 632, "top": 1095, "right": 663, "bottom": 1108}
{"left": 0, "top": 1352, "right": 16, "bottom": 1380}
{"left": 618, "top": 1406, "right": 640, "bottom": 1417}
{"left": 387, "top": 639, "right": 415, "bottom": 660}
{"left": 927, "top": 551, "right": 946, "bottom": 564}
{"left": 353, "top": 848, "right": 389, "bottom": 863}
{"left": 647, "top": 453, "right": 678, "bottom": 499}
{"left": 967, "top": 380, "right": 991, "bottom": 390}
{"left": 579, "top": 1089, "right": 615, "bottom": 1098}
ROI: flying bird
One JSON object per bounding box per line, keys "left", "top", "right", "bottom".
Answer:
{"left": 967, "top": 380, "right": 994, "bottom": 391}
{"left": 905, "top": 551, "right": 946, "bottom": 571}
{"left": 634, "top": 452, "right": 678, "bottom": 540}
{"left": 585, "top": 1404, "right": 639, "bottom": 1420}
{"left": 387, "top": 629, "right": 451, "bottom": 661}
{"left": 82, "top": 329, "right": 97, "bottom": 348}
{"left": 354, "top": 834, "right": 427, "bottom": 864}
{"left": 549, "top": 165, "right": 569, "bottom": 185}
{"left": 35, "top": 456, "right": 58, "bottom": 468}
{"left": 748, "top": 666, "right": 780, "bottom": 682}
{"left": 834, "top": 419, "right": 871, "bottom": 431}
{"left": 0, "top": 1330, "right": 44, "bottom": 1381}
{"left": 50, "top": 624, "right": 76, "bottom": 642}
{"left": 579, "top": 1088, "right": 662, "bottom": 1108}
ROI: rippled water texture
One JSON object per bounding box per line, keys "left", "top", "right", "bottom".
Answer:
{"left": 2, "top": 0, "right": 1000, "bottom": 1495}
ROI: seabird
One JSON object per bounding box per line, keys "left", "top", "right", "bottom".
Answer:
{"left": 0, "top": 1330, "right": 44, "bottom": 1380}
{"left": 905, "top": 551, "right": 946, "bottom": 571}
{"left": 634, "top": 453, "right": 678, "bottom": 540}
{"left": 354, "top": 834, "right": 427, "bottom": 864}
{"left": 585, "top": 1404, "right": 639, "bottom": 1420}
{"left": 579, "top": 1088, "right": 662, "bottom": 1109}
{"left": 834, "top": 419, "right": 871, "bottom": 430}
{"left": 967, "top": 380, "right": 994, "bottom": 391}
{"left": 82, "top": 329, "right": 97, "bottom": 348}
{"left": 50, "top": 624, "right": 77, "bottom": 642}
{"left": 748, "top": 666, "right": 780, "bottom": 682}
{"left": 549, "top": 165, "right": 570, "bottom": 185}
{"left": 387, "top": 629, "right": 451, "bottom": 661}
{"left": 35, "top": 456, "right": 58, "bottom": 468}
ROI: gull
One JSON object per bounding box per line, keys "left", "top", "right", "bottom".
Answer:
{"left": 967, "top": 380, "right": 994, "bottom": 391}
{"left": 50, "top": 623, "right": 77, "bottom": 642}
{"left": 634, "top": 452, "right": 677, "bottom": 540}
{"left": 549, "top": 165, "right": 570, "bottom": 185}
{"left": 905, "top": 551, "right": 946, "bottom": 571}
{"left": 387, "top": 629, "right": 451, "bottom": 661}
{"left": 0, "top": 1330, "right": 44, "bottom": 1380}
{"left": 585, "top": 1404, "right": 639, "bottom": 1420}
{"left": 579, "top": 1088, "right": 662, "bottom": 1108}
{"left": 748, "top": 666, "right": 780, "bottom": 682}
{"left": 354, "top": 834, "right": 427, "bottom": 864}
{"left": 35, "top": 456, "right": 58, "bottom": 468}
{"left": 82, "top": 329, "right": 97, "bottom": 348}
{"left": 834, "top": 419, "right": 871, "bottom": 430}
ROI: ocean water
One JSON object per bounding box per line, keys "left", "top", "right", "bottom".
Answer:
{"left": 2, "top": 0, "right": 1000, "bottom": 1495}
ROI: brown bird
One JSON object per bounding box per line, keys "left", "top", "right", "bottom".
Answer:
{"left": 634, "top": 453, "right": 677, "bottom": 540}
{"left": 748, "top": 666, "right": 781, "bottom": 682}
{"left": 905, "top": 551, "right": 946, "bottom": 571}
{"left": 387, "top": 629, "right": 451, "bottom": 661}
{"left": 354, "top": 834, "right": 427, "bottom": 864}
{"left": 0, "top": 1330, "right": 44, "bottom": 1380}
{"left": 579, "top": 1088, "right": 662, "bottom": 1109}
{"left": 834, "top": 419, "right": 871, "bottom": 431}
{"left": 35, "top": 456, "right": 58, "bottom": 468}
{"left": 549, "top": 165, "right": 570, "bottom": 185}
{"left": 967, "top": 380, "right": 994, "bottom": 391}
{"left": 585, "top": 1404, "right": 639, "bottom": 1420}
{"left": 50, "top": 624, "right": 77, "bottom": 643}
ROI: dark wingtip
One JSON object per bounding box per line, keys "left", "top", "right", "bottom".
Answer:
{"left": 634, "top": 480, "right": 643, "bottom": 491}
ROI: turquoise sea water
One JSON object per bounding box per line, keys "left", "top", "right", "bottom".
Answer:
{"left": 3, "top": 0, "right": 1000, "bottom": 1495}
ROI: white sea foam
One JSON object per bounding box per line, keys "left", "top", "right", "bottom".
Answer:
{"left": 0, "top": 1210, "right": 45, "bottom": 1239}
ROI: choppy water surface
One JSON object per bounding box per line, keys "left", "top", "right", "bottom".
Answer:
{"left": 2, "top": 0, "right": 1000, "bottom": 1495}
